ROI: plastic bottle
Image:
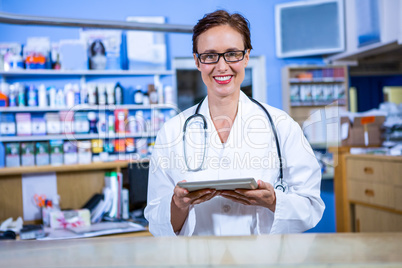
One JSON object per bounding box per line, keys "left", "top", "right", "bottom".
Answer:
{"left": 114, "top": 83, "right": 123, "bottom": 105}
{"left": 135, "top": 110, "right": 146, "bottom": 134}
{"left": 148, "top": 84, "right": 158, "bottom": 104}
{"left": 106, "top": 83, "right": 115, "bottom": 105}
{"left": 8, "top": 84, "right": 17, "bottom": 107}
{"left": 134, "top": 85, "right": 143, "bottom": 105}
{"left": 164, "top": 85, "right": 174, "bottom": 105}
{"left": 17, "top": 83, "right": 25, "bottom": 107}
{"left": 65, "top": 83, "right": 75, "bottom": 108}
{"left": 27, "top": 84, "right": 38, "bottom": 107}
{"left": 38, "top": 84, "right": 47, "bottom": 107}
{"left": 48, "top": 86, "right": 57, "bottom": 107}
{"left": 56, "top": 87, "right": 65, "bottom": 107}
{"left": 73, "top": 84, "right": 81, "bottom": 105}
{"left": 97, "top": 83, "right": 106, "bottom": 105}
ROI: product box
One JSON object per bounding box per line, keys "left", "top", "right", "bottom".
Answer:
{"left": 35, "top": 141, "right": 50, "bottom": 166}
{"left": 31, "top": 115, "right": 47, "bottom": 135}
{"left": 114, "top": 139, "right": 125, "bottom": 153}
{"left": 63, "top": 141, "right": 77, "bottom": 165}
{"left": 5, "top": 143, "right": 20, "bottom": 167}
{"left": 50, "top": 140, "right": 64, "bottom": 165}
{"left": 16, "top": 113, "right": 32, "bottom": 136}
{"left": 104, "top": 139, "right": 115, "bottom": 153}
{"left": 49, "top": 209, "right": 91, "bottom": 229}
{"left": 45, "top": 113, "right": 61, "bottom": 134}
{"left": 59, "top": 111, "right": 74, "bottom": 134}
{"left": 21, "top": 142, "right": 35, "bottom": 166}
{"left": 91, "top": 139, "right": 103, "bottom": 154}
{"left": 74, "top": 112, "right": 90, "bottom": 134}
{"left": 341, "top": 116, "right": 386, "bottom": 146}
{"left": 0, "top": 114, "right": 16, "bottom": 136}
{"left": 77, "top": 140, "right": 92, "bottom": 164}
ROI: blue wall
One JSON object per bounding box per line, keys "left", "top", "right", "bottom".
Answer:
{"left": 0, "top": 0, "right": 335, "bottom": 233}
{"left": 0, "top": 0, "right": 326, "bottom": 108}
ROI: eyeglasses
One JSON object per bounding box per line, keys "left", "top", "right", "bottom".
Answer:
{"left": 197, "top": 50, "right": 247, "bottom": 64}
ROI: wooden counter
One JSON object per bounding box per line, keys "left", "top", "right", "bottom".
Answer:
{"left": 1, "top": 233, "right": 401, "bottom": 267}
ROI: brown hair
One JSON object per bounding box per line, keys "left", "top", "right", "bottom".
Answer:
{"left": 192, "top": 10, "right": 253, "bottom": 53}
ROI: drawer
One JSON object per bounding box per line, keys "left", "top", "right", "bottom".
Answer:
{"left": 348, "top": 180, "right": 395, "bottom": 209}
{"left": 354, "top": 205, "right": 402, "bottom": 232}
{"left": 395, "top": 186, "right": 402, "bottom": 212}
{"left": 346, "top": 159, "right": 384, "bottom": 182}
{"left": 383, "top": 162, "right": 402, "bottom": 186}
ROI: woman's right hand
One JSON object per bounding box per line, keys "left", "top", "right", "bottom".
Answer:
{"left": 172, "top": 180, "right": 219, "bottom": 210}
{"left": 171, "top": 180, "right": 219, "bottom": 233}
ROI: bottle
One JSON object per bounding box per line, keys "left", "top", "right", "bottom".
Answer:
{"left": 48, "top": 86, "right": 57, "bottom": 107}
{"left": 135, "top": 110, "right": 146, "bottom": 134}
{"left": 80, "top": 83, "right": 88, "bottom": 105}
{"left": 142, "top": 92, "right": 150, "bottom": 106}
{"left": 17, "top": 83, "right": 25, "bottom": 107}
{"left": 106, "top": 83, "right": 115, "bottom": 105}
{"left": 65, "top": 83, "right": 75, "bottom": 108}
{"left": 127, "top": 115, "right": 137, "bottom": 134}
{"left": 56, "top": 87, "right": 65, "bottom": 107}
{"left": 87, "top": 83, "right": 97, "bottom": 105}
{"left": 8, "top": 84, "right": 17, "bottom": 107}
{"left": 164, "top": 85, "right": 174, "bottom": 105}
{"left": 134, "top": 85, "right": 143, "bottom": 105}
{"left": 97, "top": 83, "right": 106, "bottom": 105}
{"left": 73, "top": 84, "right": 81, "bottom": 105}
{"left": 38, "top": 84, "right": 47, "bottom": 107}
{"left": 114, "top": 83, "right": 123, "bottom": 105}
{"left": 53, "top": 54, "right": 61, "bottom": 70}
{"left": 27, "top": 84, "right": 38, "bottom": 107}
{"left": 148, "top": 84, "right": 158, "bottom": 104}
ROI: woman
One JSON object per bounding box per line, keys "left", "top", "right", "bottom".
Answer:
{"left": 144, "top": 10, "right": 324, "bottom": 236}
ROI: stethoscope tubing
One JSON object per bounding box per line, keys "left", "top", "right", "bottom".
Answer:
{"left": 183, "top": 96, "right": 286, "bottom": 192}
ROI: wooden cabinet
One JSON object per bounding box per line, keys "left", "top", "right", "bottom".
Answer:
{"left": 345, "top": 154, "right": 402, "bottom": 232}
{"left": 0, "top": 161, "right": 132, "bottom": 223}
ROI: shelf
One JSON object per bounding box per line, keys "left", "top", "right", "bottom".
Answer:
{"left": 325, "top": 40, "right": 402, "bottom": 63}
{"left": 0, "top": 104, "right": 176, "bottom": 112}
{"left": 289, "top": 78, "right": 345, "bottom": 83}
{"left": 322, "top": 173, "right": 334, "bottom": 180}
{"left": 0, "top": 11, "right": 193, "bottom": 33}
{"left": 0, "top": 160, "right": 139, "bottom": 176}
{"left": 0, "top": 69, "right": 174, "bottom": 77}
{"left": 0, "top": 132, "right": 156, "bottom": 142}
{"left": 290, "top": 99, "right": 346, "bottom": 107}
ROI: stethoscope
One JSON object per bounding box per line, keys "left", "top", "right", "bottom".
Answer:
{"left": 182, "top": 96, "right": 288, "bottom": 193}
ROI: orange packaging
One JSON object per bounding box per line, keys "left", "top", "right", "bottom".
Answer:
{"left": 114, "top": 139, "right": 126, "bottom": 152}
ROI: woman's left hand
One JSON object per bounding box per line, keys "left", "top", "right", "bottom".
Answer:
{"left": 219, "top": 180, "right": 276, "bottom": 212}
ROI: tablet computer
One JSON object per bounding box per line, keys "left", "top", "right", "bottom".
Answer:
{"left": 177, "top": 178, "right": 258, "bottom": 192}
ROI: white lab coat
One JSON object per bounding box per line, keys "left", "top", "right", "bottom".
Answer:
{"left": 145, "top": 91, "right": 324, "bottom": 236}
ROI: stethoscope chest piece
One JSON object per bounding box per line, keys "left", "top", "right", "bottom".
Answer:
{"left": 274, "top": 180, "right": 288, "bottom": 193}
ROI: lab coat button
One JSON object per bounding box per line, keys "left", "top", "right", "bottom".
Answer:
{"left": 223, "top": 204, "right": 231, "bottom": 213}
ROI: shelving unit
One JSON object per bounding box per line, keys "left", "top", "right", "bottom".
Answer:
{"left": 282, "top": 66, "right": 349, "bottom": 181}
{"left": 0, "top": 11, "right": 192, "bottom": 223}
{"left": 282, "top": 65, "right": 349, "bottom": 126}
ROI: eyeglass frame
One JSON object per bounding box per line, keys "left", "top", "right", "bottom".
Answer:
{"left": 196, "top": 50, "right": 247, "bottom": 64}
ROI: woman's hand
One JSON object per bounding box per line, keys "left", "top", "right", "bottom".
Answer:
{"left": 219, "top": 180, "right": 276, "bottom": 212}
{"left": 171, "top": 180, "right": 219, "bottom": 232}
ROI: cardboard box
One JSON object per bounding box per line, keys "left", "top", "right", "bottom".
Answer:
{"left": 341, "top": 116, "right": 385, "bottom": 146}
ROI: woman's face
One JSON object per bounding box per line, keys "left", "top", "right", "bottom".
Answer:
{"left": 194, "top": 24, "right": 249, "bottom": 99}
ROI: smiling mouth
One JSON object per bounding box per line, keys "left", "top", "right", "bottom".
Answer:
{"left": 214, "top": 75, "right": 233, "bottom": 84}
